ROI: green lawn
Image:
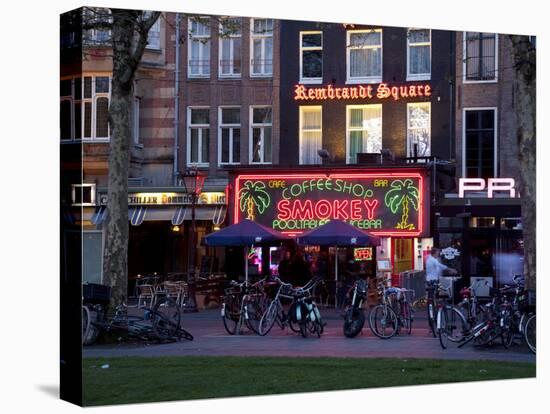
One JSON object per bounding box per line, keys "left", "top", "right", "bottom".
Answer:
{"left": 83, "top": 356, "right": 535, "bottom": 406}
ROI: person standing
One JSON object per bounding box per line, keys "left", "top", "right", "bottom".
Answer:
{"left": 426, "top": 247, "right": 457, "bottom": 282}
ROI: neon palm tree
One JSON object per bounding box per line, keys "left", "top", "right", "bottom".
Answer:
{"left": 384, "top": 179, "right": 419, "bottom": 230}
{"left": 238, "top": 181, "right": 271, "bottom": 220}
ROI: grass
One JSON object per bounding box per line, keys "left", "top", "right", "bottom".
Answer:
{"left": 83, "top": 356, "right": 535, "bottom": 406}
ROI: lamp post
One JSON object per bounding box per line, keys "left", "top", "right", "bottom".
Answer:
{"left": 181, "top": 167, "right": 206, "bottom": 312}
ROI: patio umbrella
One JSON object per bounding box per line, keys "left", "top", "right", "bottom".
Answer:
{"left": 203, "top": 219, "right": 290, "bottom": 281}
{"left": 297, "top": 220, "right": 380, "bottom": 307}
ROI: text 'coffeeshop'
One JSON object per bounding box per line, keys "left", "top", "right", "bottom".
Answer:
{"left": 229, "top": 169, "right": 433, "bottom": 284}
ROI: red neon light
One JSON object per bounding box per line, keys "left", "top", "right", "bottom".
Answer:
{"left": 234, "top": 172, "right": 425, "bottom": 237}
{"left": 294, "top": 83, "right": 432, "bottom": 102}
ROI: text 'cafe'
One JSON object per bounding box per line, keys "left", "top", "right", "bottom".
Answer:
{"left": 227, "top": 168, "right": 432, "bottom": 283}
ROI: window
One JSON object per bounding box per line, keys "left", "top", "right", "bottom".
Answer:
{"left": 464, "top": 109, "right": 497, "bottom": 178}
{"left": 300, "top": 31, "right": 322, "bottom": 83}
{"left": 60, "top": 75, "right": 110, "bottom": 141}
{"left": 219, "top": 18, "right": 241, "bottom": 78}
{"left": 219, "top": 107, "right": 241, "bottom": 165}
{"left": 132, "top": 97, "right": 140, "bottom": 145}
{"left": 407, "top": 29, "right": 431, "bottom": 80}
{"left": 83, "top": 8, "right": 111, "bottom": 46}
{"left": 250, "top": 19, "right": 273, "bottom": 76}
{"left": 188, "top": 17, "right": 211, "bottom": 78}
{"left": 299, "top": 106, "right": 322, "bottom": 164}
{"left": 146, "top": 16, "right": 161, "bottom": 50}
{"left": 407, "top": 102, "right": 431, "bottom": 157}
{"left": 346, "top": 29, "right": 382, "bottom": 83}
{"left": 71, "top": 183, "right": 96, "bottom": 206}
{"left": 83, "top": 231, "right": 103, "bottom": 284}
{"left": 188, "top": 107, "right": 210, "bottom": 166}
{"left": 346, "top": 105, "right": 382, "bottom": 164}
{"left": 464, "top": 32, "right": 497, "bottom": 81}
{"left": 250, "top": 106, "right": 272, "bottom": 163}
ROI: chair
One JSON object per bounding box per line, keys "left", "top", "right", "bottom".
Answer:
{"left": 173, "top": 281, "right": 189, "bottom": 307}
{"left": 136, "top": 284, "right": 156, "bottom": 308}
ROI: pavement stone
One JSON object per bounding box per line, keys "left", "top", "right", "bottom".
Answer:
{"left": 83, "top": 308, "right": 536, "bottom": 363}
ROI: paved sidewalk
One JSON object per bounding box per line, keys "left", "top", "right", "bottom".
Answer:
{"left": 84, "top": 308, "right": 536, "bottom": 363}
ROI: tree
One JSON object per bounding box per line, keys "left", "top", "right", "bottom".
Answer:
{"left": 384, "top": 179, "right": 420, "bottom": 230}
{"left": 510, "top": 35, "right": 536, "bottom": 290}
{"left": 80, "top": 8, "right": 160, "bottom": 307}
{"left": 238, "top": 181, "right": 271, "bottom": 220}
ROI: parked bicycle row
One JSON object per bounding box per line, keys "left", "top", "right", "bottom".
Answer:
{"left": 429, "top": 275, "right": 536, "bottom": 353}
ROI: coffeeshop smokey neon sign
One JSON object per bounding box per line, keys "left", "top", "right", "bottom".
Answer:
{"left": 294, "top": 82, "right": 432, "bottom": 102}
{"left": 234, "top": 173, "right": 426, "bottom": 236}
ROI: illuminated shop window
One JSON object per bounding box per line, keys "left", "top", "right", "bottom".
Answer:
{"left": 299, "top": 106, "right": 322, "bottom": 165}
{"left": 407, "top": 102, "right": 431, "bottom": 157}
{"left": 346, "top": 104, "right": 382, "bottom": 164}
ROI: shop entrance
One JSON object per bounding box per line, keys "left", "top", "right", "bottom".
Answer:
{"left": 392, "top": 238, "right": 414, "bottom": 283}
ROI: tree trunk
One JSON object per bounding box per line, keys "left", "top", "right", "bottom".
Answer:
{"left": 103, "top": 11, "right": 138, "bottom": 309}
{"left": 510, "top": 35, "right": 536, "bottom": 290}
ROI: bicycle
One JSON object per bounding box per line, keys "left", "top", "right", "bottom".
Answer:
{"left": 82, "top": 296, "right": 193, "bottom": 345}
{"left": 436, "top": 277, "right": 470, "bottom": 349}
{"left": 290, "top": 280, "right": 325, "bottom": 338}
{"left": 368, "top": 278, "right": 413, "bottom": 339}
{"left": 342, "top": 278, "right": 368, "bottom": 338}
{"left": 220, "top": 278, "right": 269, "bottom": 335}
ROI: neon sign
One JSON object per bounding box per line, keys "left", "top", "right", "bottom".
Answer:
{"left": 458, "top": 178, "right": 517, "bottom": 198}
{"left": 354, "top": 247, "right": 373, "bottom": 261}
{"left": 234, "top": 172, "right": 427, "bottom": 236}
{"left": 294, "top": 83, "right": 432, "bottom": 102}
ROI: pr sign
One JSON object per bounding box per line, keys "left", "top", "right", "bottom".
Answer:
{"left": 234, "top": 172, "right": 427, "bottom": 236}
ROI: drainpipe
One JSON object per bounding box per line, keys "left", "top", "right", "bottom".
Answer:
{"left": 173, "top": 13, "right": 181, "bottom": 186}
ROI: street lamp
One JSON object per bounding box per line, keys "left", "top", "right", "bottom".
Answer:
{"left": 181, "top": 167, "right": 206, "bottom": 312}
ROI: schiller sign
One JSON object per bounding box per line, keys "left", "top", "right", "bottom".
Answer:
{"left": 234, "top": 172, "right": 427, "bottom": 236}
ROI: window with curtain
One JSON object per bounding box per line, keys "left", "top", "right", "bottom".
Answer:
{"left": 132, "top": 97, "right": 140, "bottom": 145}
{"left": 464, "top": 109, "right": 496, "bottom": 178}
{"left": 407, "top": 102, "right": 431, "bottom": 157}
{"left": 299, "top": 106, "right": 322, "bottom": 164}
{"left": 219, "top": 18, "right": 242, "bottom": 77}
{"left": 347, "top": 30, "right": 382, "bottom": 83}
{"left": 250, "top": 19, "right": 273, "bottom": 76}
{"left": 188, "top": 18, "right": 211, "bottom": 77}
{"left": 188, "top": 107, "right": 210, "bottom": 165}
{"left": 300, "top": 32, "right": 322, "bottom": 82}
{"left": 219, "top": 107, "right": 241, "bottom": 164}
{"left": 465, "top": 32, "right": 497, "bottom": 81}
{"left": 346, "top": 105, "right": 382, "bottom": 164}
{"left": 250, "top": 106, "right": 272, "bottom": 163}
{"left": 407, "top": 29, "right": 431, "bottom": 80}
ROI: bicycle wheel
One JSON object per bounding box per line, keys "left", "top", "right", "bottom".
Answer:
{"left": 221, "top": 295, "right": 240, "bottom": 335}
{"left": 244, "top": 297, "right": 264, "bottom": 335}
{"left": 500, "top": 308, "right": 514, "bottom": 349}
{"left": 369, "top": 304, "right": 398, "bottom": 339}
{"left": 524, "top": 314, "right": 536, "bottom": 354}
{"left": 401, "top": 301, "right": 413, "bottom": 335}
{"left": 438, "top": 305, "right": 467, "bottom": 348}
{"left": 258, "top": 300, "right": 279, "bottom": 336}
{"left": 343, "top": 307, "right": 365, "bottom": 338}
{"left": 151, "top": 297, "right": 182, "bottom": 340}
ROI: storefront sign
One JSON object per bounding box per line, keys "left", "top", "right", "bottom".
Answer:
{"left": 458, "top": 178, "right": 517, "bottom": 198}
{"left": 98, "top": 191, "right": 226, "bottom": 206}
{"left": 354, "top": 247, "right": 373, "bottom": 261}
{"left": 234, "top": 172, "right": 427, "bottom": 236}
{"left": 440, "top": 247, "right": 460, "bottom": 260}
{"left": 294, "top": 82, "right": 432, "bottom": 102}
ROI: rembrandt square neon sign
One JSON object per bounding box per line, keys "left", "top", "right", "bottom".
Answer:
{"left": 234, "top": 172, "right": 427, "bottom": 236}
{"left": 294, "top": 82, "right": 432, "bottom": 102}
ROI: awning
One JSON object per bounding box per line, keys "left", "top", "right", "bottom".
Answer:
{"left": 89, "top": 205, "right": 227, "bottom": 226}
